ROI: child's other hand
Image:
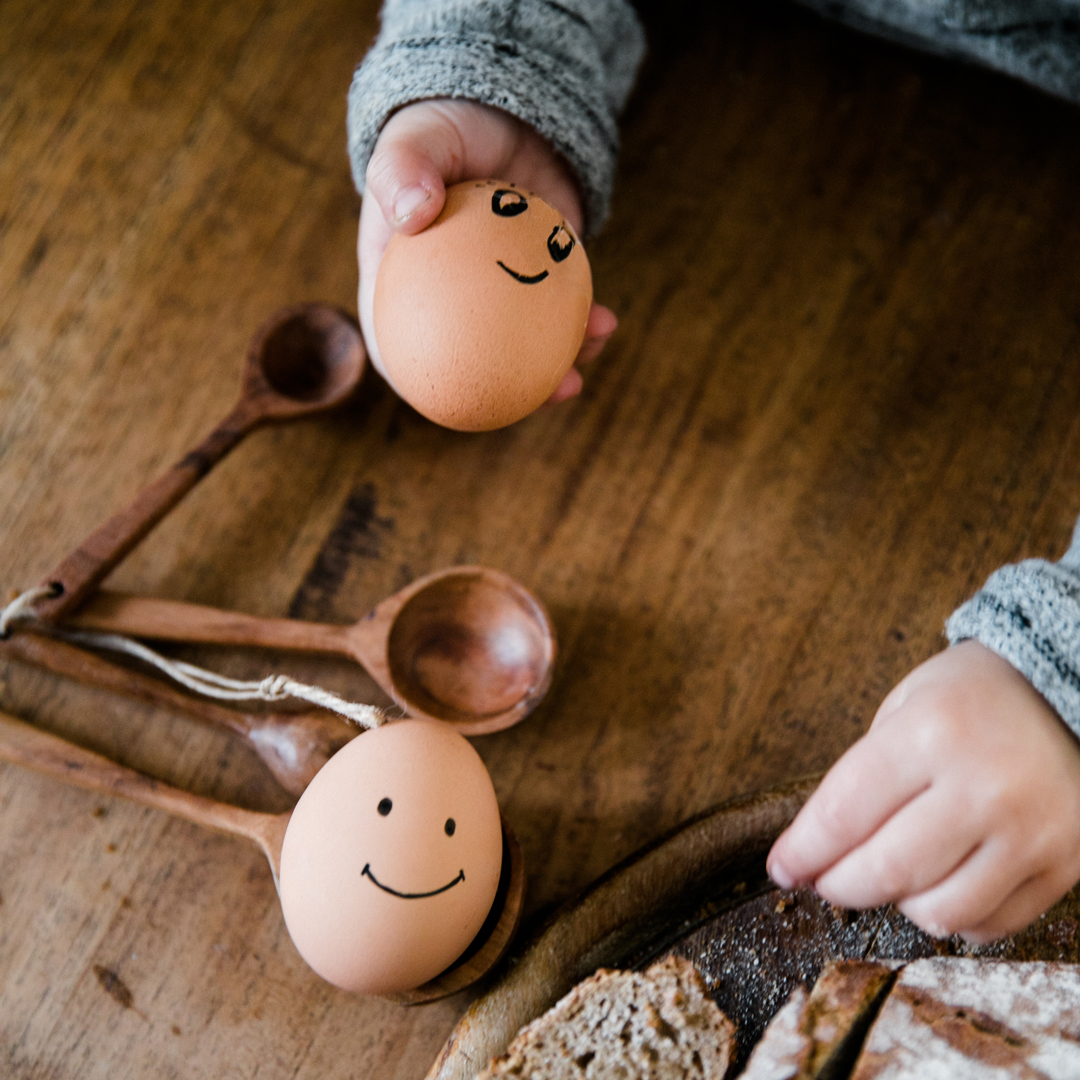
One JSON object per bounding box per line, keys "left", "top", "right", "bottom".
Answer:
{"left": 357, "top": 99, "right": 617, "bottom": 401}
{"left": 767, "top": 640, "right": 1080, "bottom": 943}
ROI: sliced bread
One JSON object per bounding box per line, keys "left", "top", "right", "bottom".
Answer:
{"left": 477, "top": 954, "right": 735, "bottom": 1079}
{"left": 741, "top": 959, "right": 899, "bottom": 1080}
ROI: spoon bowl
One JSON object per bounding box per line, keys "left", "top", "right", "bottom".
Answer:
{"left": 385, "top": 568, "right": 555, "bottom": 727}
{"left": 246, "top": 304, "right": 364, "bottom": 416}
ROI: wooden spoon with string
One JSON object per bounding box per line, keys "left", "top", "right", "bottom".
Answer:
{"left": 0, "top": 709, "right": 525, "bottom": 1005}
{"left": 0, "top": 631, "right": 356, "bottom": 795}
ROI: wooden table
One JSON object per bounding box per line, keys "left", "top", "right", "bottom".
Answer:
{"left": 2, "top": 0, "right": 1079, "bottom": 1076}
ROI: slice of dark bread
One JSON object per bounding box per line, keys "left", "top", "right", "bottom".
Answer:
{"left": 741, "top": 959, "right": 899, "bottom": 1080}
{"left": 850, "top": 957, "right": 1080, "bottom": 1078}
{"left": 477, "top": 955, "right": 735, "bottom": 1079}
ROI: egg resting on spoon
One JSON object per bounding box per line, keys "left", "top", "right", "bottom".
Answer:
{"left": 373, "top": 179, "right": 593, "bottom": 431}
{"left": 279, "top": 718, "right": 503, "bottom": 995}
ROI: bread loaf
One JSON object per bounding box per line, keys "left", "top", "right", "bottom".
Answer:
{"left": 850, "top": 957, "right": 1080, "bottom": 1078}
{"left": 477, "top": 955, "right": 735, "bottom": 1079}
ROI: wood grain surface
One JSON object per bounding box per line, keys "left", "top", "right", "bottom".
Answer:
{"left": 2, "top": 0, "right": 1080, "bottom": 1076}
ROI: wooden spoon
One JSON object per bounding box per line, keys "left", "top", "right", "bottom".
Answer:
{"left": 34, "top": 304, "right": 365, "bottom": 624}
{"left": 0, "top": 631, "right": 356, "bottom": 795}
{"left": 69, "top": 566, "right": 557, "bottom": 736}
{"left": 0, "top": 709, "right": 525, "bottom": 1004}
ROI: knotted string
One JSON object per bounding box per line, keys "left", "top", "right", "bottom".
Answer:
{"left": 0, "top": 586, "right": 385, "bottom": 729}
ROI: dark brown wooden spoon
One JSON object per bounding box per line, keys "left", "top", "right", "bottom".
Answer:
{"left": 0, "top": 631, "right": 356, "bottom": 795}
{"left": 34, "top": 304, "right": 365, "bottom": 624}
{"left": 69, "top": 566, "right": 556, "bottom": 735}
{"left": 0, "top": 709, "right": 525, "bottom": 1004}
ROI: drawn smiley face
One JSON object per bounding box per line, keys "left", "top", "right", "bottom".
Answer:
{"left": 361, "top": 795, "right": 464, "bottom": 899}
{"left": 374, "top": 179, "right": 593, "bottom": 431}
{"left": 279, "top": 719, "right": 503, "bottom": 995}
{"left": 490, "top": 187, "right": 577, "bottom": 283}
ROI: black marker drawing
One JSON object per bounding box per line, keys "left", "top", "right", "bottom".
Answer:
{"left": 547, "top": 225, "right": 575, "bottom": 262}
{"left": 492, "top": 189, "right": 528, "bottom": 217}
{"left": 362, "top": 864, "right": 465, "bottom": 899}
{"left": 497, "top": 261, "right": 549, "bottom": 284}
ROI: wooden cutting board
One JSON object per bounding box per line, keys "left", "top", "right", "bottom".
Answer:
{"left": 428, "top": 779, "right": 1080, "bottom": 1079}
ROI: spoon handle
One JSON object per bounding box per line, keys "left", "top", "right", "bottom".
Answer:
{"left": 0, "top": 630, "right": 256, "bottom": 738}
{"left": 0, "top": 708, "right": 274, "bottom": 849}
{"left": 34, "top": 399, "right": 260, "bottom": 624}
{"left": 68, "top": 591, "right": 355, "bottom": 657}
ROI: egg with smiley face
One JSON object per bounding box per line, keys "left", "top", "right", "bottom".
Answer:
{"left": 373, "top": 179, "right": 593, "bottom": 431}
{"left": 279, "top": 718, "right": 503, "bottom": 995}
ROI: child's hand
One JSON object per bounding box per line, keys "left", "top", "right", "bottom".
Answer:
{"left": 357, "top": 99, "right": 617, "bottom": 401}
{"left": 767, "top": 640, "right": 1080, "bottom": 943}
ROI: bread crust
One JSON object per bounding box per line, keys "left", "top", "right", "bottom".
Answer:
{"left": 851, "top": 958, "right": 1080, "bottom": 1079}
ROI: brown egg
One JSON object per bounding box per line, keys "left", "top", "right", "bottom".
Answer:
{"left": 373, "top": 179, "right": 593, "bottom": 431}
{"left": 278, "top": 718, "right": 503, "bottom": 995}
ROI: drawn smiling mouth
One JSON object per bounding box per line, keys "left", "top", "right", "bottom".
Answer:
{"left": 362, "top": 864, "right": 465, "bottom": 899}
{"left": 497, "top": 261, "right": 549, "bottom": 285}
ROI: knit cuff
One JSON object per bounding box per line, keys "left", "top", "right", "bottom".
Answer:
{"left": 347, "top": 2, "right": 645, "bottom": 234}
{"left": 946, "top": 558, "right": 1080, "bottom": 735}
{"left": 793, "top": 1, "right": 1080, "bottom": 108}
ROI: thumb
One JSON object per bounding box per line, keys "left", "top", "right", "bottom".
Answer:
{"left": 364, "top": 107, "right": 464, "bottom": 235}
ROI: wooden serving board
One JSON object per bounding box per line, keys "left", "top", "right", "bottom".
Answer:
{"left": 428, "top": 780, "right": 1080, "bottom": 1079}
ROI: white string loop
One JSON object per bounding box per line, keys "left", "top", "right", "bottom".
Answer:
{"left": 0, "top": 584, "right": 58, "bottom": 638}
{"left": 0, "top": 586, "right": 385, "bottom": 729}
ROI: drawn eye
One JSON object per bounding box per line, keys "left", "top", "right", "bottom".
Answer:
{"left": 492, "top": 189, "right": 528, "bottom": 217}
{"left": 378, "top": 798, "right": 392, "bottom": 816}
{"left": 547, "top": 225, "right": 575, "bottom": 263}
{"left": 445, "top": 818, "right": 456, "bottom": 836}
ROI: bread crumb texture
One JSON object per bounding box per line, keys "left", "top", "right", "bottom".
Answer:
{"left": 477, "top": 955, "right": 735, "bottom": 1079}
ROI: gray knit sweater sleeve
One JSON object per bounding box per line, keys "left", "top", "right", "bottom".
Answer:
{"left": 946, "top": 516, "right": 1080, "bottom": 735}
{"left": 794, "top": 1, "right": 1080, "bottom": 107}
{"left": 346, "top": 0, "right": 646, "bottom": 232}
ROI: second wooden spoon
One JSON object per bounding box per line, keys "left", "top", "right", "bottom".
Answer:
{"left": 0, "top": 631, "right": 355, "bottom": 795}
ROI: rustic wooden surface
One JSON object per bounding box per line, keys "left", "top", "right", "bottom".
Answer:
{"left": 2, "top": 0, "right": 1080, "bottom": 1076}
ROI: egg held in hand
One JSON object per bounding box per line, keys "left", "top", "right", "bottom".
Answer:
{"left": 279, "top": 718, "right": 504, "bottom": 995}
{"left": 374, "top": 180, "right": 593, "bottom": 431}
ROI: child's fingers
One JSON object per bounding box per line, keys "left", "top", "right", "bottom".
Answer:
{"left": 813, "top": 785, "right": 982, "bottom": 910}
{"left": 575, "top": 305, "right": 617, "bottom": 366}
{"left": 588, "top": 304, "right": 618, "bottom": 337}
{"left": 543, "top": 305, "right": 618, "bottom": 404}
{"left": 896, "top": 838, "right": 1028, "bottom": 938}
{"left": 767, "top": 726, "right": 930, "bottom": 889}
{"left": 365, "top": 141, "right": 446, "bottom": 234}
{"left": 952, "top": 868, "right": 1072, "bottom": 944}
{"left": 546, "top": 367, "right": 584, "bottom": 405}
{"left": 364, "top": 111, "right": 461, "bottom": 235}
